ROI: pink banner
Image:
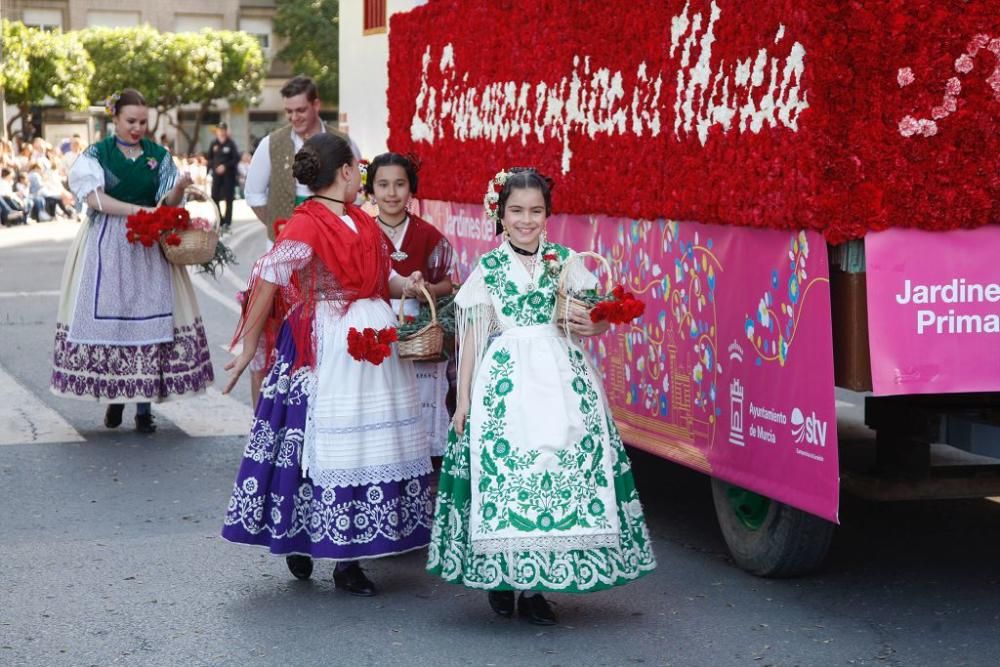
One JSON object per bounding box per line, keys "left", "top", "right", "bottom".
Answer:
{"left": 423, "top": 201, "right": 840, "bottom": 522}
{"left": 866, "top": 227, "right": 1000, "bottom": 395}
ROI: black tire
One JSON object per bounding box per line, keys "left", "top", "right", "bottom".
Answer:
{"left": 711, "top": 479, "right": 835, "bottom": 578}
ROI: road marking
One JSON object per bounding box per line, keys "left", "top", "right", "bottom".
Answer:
{"left": 154, "top": 387, "right": 251, "bottom": 438}
{"left": 191, "top": 269, "right": 242, "bottom": 315}
{"left": 0, "top": 365, "right": 84, "bottom": 445}
{"left": 0, "top": 290, "right": 60, "bottom": 298}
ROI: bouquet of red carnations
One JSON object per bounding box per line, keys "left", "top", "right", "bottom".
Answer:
{"left": 126, "top": 206, "right": 191, "bottom": 247}
{"left": 347, "top": 326, "right": 398, "bottom": 365}
{"left": 589, "top": 285, "right": 646, "bottom": 324}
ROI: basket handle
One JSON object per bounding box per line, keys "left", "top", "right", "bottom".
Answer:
{"left": 398, "top": 283, "right": 437, "bottom": 324}
{"left": 557, "top": 250, "right": 614, "bottom": 295}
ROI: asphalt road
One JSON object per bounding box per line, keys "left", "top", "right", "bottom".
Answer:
{"left": 1, "top": 208, "right": 998, "bottom": 667}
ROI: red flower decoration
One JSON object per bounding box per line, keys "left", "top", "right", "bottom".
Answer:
{"left": 387, "top": 2, "right": 999, "bottom": 242}
{"left": 590, "top": 285, "right": 646, "bottom": 325}
{"left": 346, "top": 326, "right": 398, "bottom": 365}
{"left": 125, "top": 206, "right": 192, "bottom": 247}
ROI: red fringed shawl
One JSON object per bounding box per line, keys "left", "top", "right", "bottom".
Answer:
{"left": 232, "top": 200, "right": 392, "bottom": 370}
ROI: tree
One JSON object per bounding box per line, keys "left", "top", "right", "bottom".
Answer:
{"left": 81, "top": 27, "right": 264, "bottom": 154}
{"left": 78, "top": 26, "right": 171, "bottom": 114}
{"left": 273, "top": 0, "right": 339, "bottom": 104}
{"left": 0, "top": 20, "right": 93, "bottom": 138}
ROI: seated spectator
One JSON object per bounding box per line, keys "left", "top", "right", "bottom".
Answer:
{"left": 40, "top": 166, "right": 76, "bottom": 219}
{"left": 20, "top": 170, "right": 49, "bottom": 222}
{"left": 0, "top": 167, "right": 27, "bottom": 226}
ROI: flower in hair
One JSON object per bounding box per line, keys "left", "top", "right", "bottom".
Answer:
{"left": 483, "top": 169, "right": 511, "bottom": 226}
{"left": 358, "top": 159, "right": 370, "bottom": 188}
{"left": 104, "top": 92, "right": 121, "bottom": 117}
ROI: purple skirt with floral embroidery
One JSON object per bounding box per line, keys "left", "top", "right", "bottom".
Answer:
{"left": 221, "top": 322, "right": 434, "bottom": 560}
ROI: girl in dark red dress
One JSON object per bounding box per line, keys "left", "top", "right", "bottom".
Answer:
{"left": 365, "top": 153, "right": 454, "bottom": 456}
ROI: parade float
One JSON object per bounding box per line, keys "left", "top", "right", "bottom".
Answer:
{"left": 375, "top": 0, "right": 1000, "bottom": 576}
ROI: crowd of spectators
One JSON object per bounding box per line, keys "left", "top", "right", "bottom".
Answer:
{"left": 2, "top": 131, "right": 253, "bottom": 229}
{"left": 1, "top": 135, "right": 82, "bottom": 227}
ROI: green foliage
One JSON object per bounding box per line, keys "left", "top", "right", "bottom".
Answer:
{"left": 273, "top": 0, "right": 340, "bottom": 103}
{"left": 1, "top": 20, "right": 93, "bottom": 111}
{"left": 79, "top": 27, "right": 263, "bottom": 111}
{"left": 79, "top": 26, "right": 264, "bottom": 151}
{"left": 78, "top": 26, "right": 169, "bottom": 108}
{"left": 209, "top": 31, "right": 266, "bottom": 106}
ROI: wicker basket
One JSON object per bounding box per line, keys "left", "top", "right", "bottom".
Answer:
{"left": 397, "top": 284, "right": 446, "bottom": 361}
{"left": 554, "top": 251, "right": 614, "bottom": 327}
{"left": 158, "top": 187, "right": 220, "bottom": 266}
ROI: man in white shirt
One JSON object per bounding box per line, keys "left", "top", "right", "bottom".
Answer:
{"left": 241, "top": 75, "right": 361, "bottom": 406}
{"left": 244, "top": 75, "right": 360, "bottom": 242}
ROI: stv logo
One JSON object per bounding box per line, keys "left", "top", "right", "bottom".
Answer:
{"left": 790, "top": 408, "right": 828, "bottom": 447}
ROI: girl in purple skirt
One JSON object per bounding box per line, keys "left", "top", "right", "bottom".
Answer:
{"left": 221, "top": 132, "right": 432, "bottom": 596}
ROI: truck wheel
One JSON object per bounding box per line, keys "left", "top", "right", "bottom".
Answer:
{"left": 711, "top": 479, "right": 835, "bottom": 577}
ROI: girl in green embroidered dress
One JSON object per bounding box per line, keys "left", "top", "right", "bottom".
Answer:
{"left": 427, "top": 169, "right": 656, "bottom": 625}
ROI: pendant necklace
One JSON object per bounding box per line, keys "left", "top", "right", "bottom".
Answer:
{"left": 510, "top": 241, "right": 539, "bottom": 292}
{"left": 378, "top": 214, "right": 409, "bottom": 262}
{"left": 115, "top": 136, "right": 142, "bottom": 159}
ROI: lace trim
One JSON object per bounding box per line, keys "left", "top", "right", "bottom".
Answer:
{"left": 313, "top": 414, "right": 421, "bottom": 435}
{"left": 307, "top": 457, "right": 434, "bottom": 489}
{"left": 257, "top": 240, "right": 313, "bottom": 286}
{"left": 471, "top": 532, "right": 621, "bottom": 556}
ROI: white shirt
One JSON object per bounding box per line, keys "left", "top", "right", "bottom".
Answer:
{"left": 244, "top": 123, "right": 362, "bottom": 208}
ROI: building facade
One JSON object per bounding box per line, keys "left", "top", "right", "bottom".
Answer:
{"left": 338, "top": 0, "right": 426, "bottom": 158}
{"left": 2, "top": 0, "right": 329, "bottom": 155}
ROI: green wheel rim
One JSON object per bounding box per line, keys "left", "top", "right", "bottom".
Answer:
{"left": 724, "top": 483, "right": 771, "bottom": 531}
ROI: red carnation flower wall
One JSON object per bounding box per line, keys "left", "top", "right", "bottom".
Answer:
{"left": 387, "top": 1, "right": 999, "bottom": 243}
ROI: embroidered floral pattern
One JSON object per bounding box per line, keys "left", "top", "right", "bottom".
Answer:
{"left": 50, "top": 321, "right": 214, "bottom": 400}
{"left": 222, "top": 324, "right": 433, "bottom": 559}
{"left": 480, "top": 243, "right": 569, "bottom": 325}
{"left": 428, "top": 411, "right": 655, "bottom": 592}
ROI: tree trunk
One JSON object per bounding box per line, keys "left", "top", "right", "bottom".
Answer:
{"left": 185, "top": 102, "right": 211, "bottom": 156}
{"left": 163, "top": 107, "right": 194, "bottom": 157}
{"left": 5, "top": 110, "right": 21, "bottom": 141}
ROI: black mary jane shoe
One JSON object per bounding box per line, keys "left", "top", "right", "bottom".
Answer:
{"left": 488, "top": 591, "right": 515, "bottom": 618}
{"left": 104, "top": 404, "right": 124, "bottom": 428}
{"left": 134, "top": 414, "right": 157, "bottom": 434}
{"left": 285, "top": 555, "right": 313, "bottom": 580}
{"left": 517, "top": 592, "right": 557, "bottom": 626}
{"left": 332, "top": 563, "right": 377, "bottom": 597}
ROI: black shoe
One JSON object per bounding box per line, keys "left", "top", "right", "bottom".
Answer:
{"left": 518, "top": 592, "right": 557, "bottom": 626}
{"left": 332, "top": 562, "right": 376, "bottom": 597}
{"left": 488, "top": 591, "right": 515, "bottom": 618}
{"left": 134, "top": 414, "right": 157, "bottom": 434}
{"left": 285, "top": 555, "right": 313, "bottom": 580}
{"left": 104, "top": 404, "right": 124, "bottom": 428}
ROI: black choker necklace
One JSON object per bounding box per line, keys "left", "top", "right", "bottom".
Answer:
{"left": 509, "top": 241, "right": 539, "bottom": 256}
{"left": 377, "top": 214, "right": 408, "bottom": 229}
{"left": 309, "top": 195, "right": 346, "bottom": 206}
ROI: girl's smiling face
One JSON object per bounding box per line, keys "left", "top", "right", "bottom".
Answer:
{"left": 501, "top": 186, "right": 547, "bottom": 249}
{"left": 372, "top": 164, "right": 411, "bottom": 218}
{"left": 114, "top": 105, "right": 148, "bottom": 144}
